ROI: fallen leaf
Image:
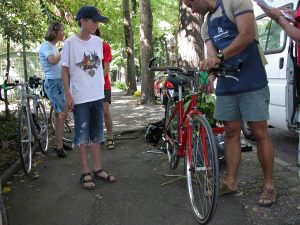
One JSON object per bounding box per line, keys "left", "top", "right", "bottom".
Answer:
{"left": 32, "top": 173, "right": 40, "bottom": 179}
{"left": 235, "top": 192, "right": 243, "bottom": 197}
{"left": 2, "top": 187, "right": 12, "bottom": 193}
{"left": 252, "top": 207, "right": 260, "bottom": 213}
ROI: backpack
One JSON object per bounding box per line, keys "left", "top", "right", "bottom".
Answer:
{"left": 145, "top": 119, "right": 165, "bottom": 144}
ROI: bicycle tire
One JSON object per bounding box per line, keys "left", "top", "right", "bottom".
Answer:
{"left": 49, "top": 106, "right": 55, "bottom": 131}
{"left": 241, "top": 121, "right": 254, "bottom": 140}
{"left": 18, "top": 106, "right": 33, "bottom": 176}
{"left": 186, "top": 114, "right": 219, "bottom": 224}
{"left": 62, "top": 115, "right": 73, "bottom": 143}
{"left": 49, "top": 106, "right": 73, "bottom": 143}
{"left": 165, "top": 98, "right": 180, "bottom": 169}
{"left": 35, "top": 101, "right": 49, "bottom": 153}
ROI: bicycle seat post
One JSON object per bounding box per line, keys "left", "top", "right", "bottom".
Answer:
{"left": 178, "top": 84, "right": 183, "bottom": 101}
{"left": 190, "top": 79, "right": 196, "bottom": 95}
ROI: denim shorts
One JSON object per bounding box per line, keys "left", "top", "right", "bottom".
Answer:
{"left": 214, "top": 85, "right": 270, "bottom": 121}
{"left": 73, "top": 99, "right": 104, "bottom": 146}
{"left": 103, "top": 89, "right": 111, "bottom": 104}
{"left": 44, "top": 79, "right": 66, "bottom": 113}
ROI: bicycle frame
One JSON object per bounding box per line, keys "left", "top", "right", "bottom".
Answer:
{"left": 165, "top": 81, "right": 203, "bottom": 159}
{"left": 19, "top": 84, "right": 41, "bottom": 139}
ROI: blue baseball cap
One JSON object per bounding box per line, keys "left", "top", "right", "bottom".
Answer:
{"left": 75, "top": 6, "right": 108, "bottom": 23}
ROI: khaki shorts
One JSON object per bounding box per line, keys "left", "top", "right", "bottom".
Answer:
{"left": 214, "top": 85, "right": 270, "bottom": 121}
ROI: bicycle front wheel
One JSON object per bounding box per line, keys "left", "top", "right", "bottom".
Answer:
{"left": 36, "top": 101, "right": 49, "bottom": 153}
{"left": 18, "top": 106, "right": 32, "bottom": 176}
{"left": 186, "top": 115, "right": 219, "bottom": 224}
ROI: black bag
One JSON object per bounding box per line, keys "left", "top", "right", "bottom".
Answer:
{"left": 145, "top": 119, "right": 165, "bottom": 144}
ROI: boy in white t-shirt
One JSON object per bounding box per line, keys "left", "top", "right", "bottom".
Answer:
{"left": 61, "top": 6, "right": 116, "bottom": 190}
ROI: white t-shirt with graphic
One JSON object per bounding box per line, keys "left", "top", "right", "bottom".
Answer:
{"left": 60, "top": 35, "right": 104, "bottom": 104}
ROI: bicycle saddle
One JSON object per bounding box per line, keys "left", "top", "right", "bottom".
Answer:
{"left": 29, "top": 76, "right": 42, "bottom": 89}
{"left": 167, "top": 74, "right": 188, "bottom": 86}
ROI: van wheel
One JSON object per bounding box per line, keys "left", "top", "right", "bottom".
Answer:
{"left": 242, "top": 121, "right": 254, "bottom": 140}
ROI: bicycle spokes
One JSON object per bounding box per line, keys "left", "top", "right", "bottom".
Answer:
{"left": 186, "top": 115, "right": 219, "bottom": 224}
{"left": 18, "top": 107, "right": 32, "bottom": 175}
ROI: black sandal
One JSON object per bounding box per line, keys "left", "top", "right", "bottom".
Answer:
{"left": 105, "top": 139, "right": 115, "bottom": 150}
{"left": 93, "top": 169, "right": 116, "bottom": 182}
{"left": 80, "top": 172, "right": 95, "bottom": 190}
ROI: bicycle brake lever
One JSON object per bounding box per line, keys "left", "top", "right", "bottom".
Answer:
{"left": 224, "top": 75, "right": 239, "bottom": 81}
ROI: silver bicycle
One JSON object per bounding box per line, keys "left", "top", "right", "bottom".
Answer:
{"left": 0, "top": 76, "right": 49, "bottom": 176}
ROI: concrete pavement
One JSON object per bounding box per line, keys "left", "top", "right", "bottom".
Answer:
{"left": 2, "top": 88, "right": 300, "bottom": 225}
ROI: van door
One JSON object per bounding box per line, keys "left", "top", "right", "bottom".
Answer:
{"left": 256, "top": 2, "right": 298, "bottom": 131}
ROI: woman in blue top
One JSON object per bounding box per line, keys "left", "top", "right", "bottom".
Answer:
{"left": 39, "top": 22, "right": 71, "bottom": 158}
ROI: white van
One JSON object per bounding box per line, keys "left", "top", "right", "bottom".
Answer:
{"left": 244, "top": 0, "right": 300, "bottom": 165}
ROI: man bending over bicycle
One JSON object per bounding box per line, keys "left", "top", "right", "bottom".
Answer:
{"left": 183, "top": 0, "right": 276, "bottom": 207}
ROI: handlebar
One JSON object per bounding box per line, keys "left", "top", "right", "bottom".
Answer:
{"left": 0, "top": 76, "right": 44, "bottom": 101}
{"left": 148, "top": 57, "right": 242, "bottom": 80}
{"left": 0, "top": 82, "right": 17, "bottom": 101}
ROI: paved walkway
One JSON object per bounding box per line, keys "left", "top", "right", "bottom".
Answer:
{"left": 2, "top": 88, "right": 300, "bottom": 225}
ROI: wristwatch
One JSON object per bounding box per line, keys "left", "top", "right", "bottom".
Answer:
{"left": 216, "top": 52, "right": 224, "bottom": 62}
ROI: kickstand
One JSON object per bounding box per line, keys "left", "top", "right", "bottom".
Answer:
{"left": 161, "top": 174, "right": 186, "bottom": 186}
{"left": 161, "top": 157, "right": 186, "bottom": 186}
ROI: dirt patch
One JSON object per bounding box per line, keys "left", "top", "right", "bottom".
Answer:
{"left": 0, "top": 113, "right": 19, "bottom": 176}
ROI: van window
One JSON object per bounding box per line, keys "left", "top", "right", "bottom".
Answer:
{"left": 257, "top": 16, "right": 286, "bottom": 54}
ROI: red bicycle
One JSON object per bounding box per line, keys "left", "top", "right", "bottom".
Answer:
{"left": 149, "top": 58, "right": 240, "bottom": 224}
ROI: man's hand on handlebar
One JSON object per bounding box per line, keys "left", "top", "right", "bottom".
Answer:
{"left": 200, "top": 57, "right": 221, "bottom": 71}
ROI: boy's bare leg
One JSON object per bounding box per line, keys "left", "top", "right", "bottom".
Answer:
{"left": 91, "top": 142, "right": 115, "bottom": 181}
{"left": 78, "top": 144, "right": 95, "bottom": 188}
{"left": 104, "top": 102, "right": 113, "bottom": 141}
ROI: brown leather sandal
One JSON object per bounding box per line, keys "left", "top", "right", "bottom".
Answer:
{"left": 219, "top": 182, "right": 237, "bottom": 196}
{"left": 93, "top": 169, "right": 116, "bottom": 182}
{"left": 257, "top": 188, "right": 277, "bottom": 207}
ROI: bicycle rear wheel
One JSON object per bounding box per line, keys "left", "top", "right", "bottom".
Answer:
{"left": 165, "top": 98, "right": 180, "bottom": 169}
{"left": 35, "top": 101, "right": 49, "bottom": 153}
{"left": 186, "top": 115, "right": 219, "bottom": 224}
{"left": 18, "top": 106, "right": 33, "bottom": 176}
{"left": 49, "top": 106, "right": 73, "bottom": 143}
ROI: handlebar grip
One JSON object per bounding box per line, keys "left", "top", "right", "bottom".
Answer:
{"left": 149, "top": 57, "right": 158, "bottom": 70}
{"left": 148, "top": 57, "right": 184, "bottom": 73}
{"left": 0, "top": 83, "right": 15, "bottom": 101}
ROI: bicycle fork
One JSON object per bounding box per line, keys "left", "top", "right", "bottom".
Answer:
{"left": 186, "top": 115, "right": 209, "bottom": 173}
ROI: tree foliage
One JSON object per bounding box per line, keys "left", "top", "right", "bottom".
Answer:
{"left": 0, "top": 0, "right": 46, "bottom": 44}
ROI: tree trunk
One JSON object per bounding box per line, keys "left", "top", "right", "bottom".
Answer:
{"left": 111, "top": 70, "right": 117, "bottom": 82}
{"left": 139, "top": 0, "right": 155, "bottom": 104}
{"left": 177, "top": 0, "right": 204, "bottom": 69}
{"left": 4, "top": 37, "right": 10, "bottom": 117}
{"left": 123, "top": 0, "right": 137, "bottom": 95}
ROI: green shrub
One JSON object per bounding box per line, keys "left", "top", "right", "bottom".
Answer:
{"left": 184, "top": 92, "right": 218, "bottom": 127}
{"left": 113, "top": 81, "right": 127, "bottom": 91}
